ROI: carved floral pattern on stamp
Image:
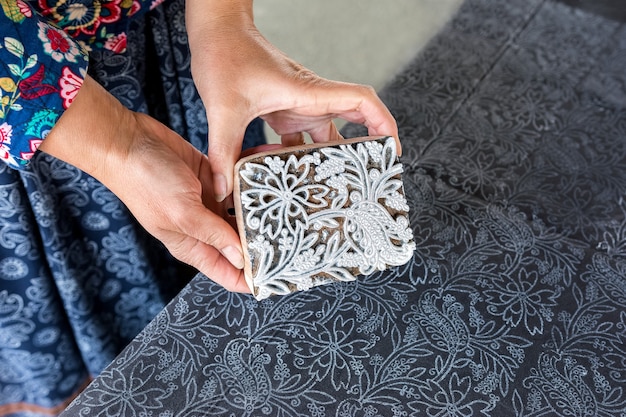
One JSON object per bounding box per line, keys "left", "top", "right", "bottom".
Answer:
{"left": 234, "top": 136, "right": 416, "bottom": 300}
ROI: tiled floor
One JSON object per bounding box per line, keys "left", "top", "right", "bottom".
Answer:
{"left": 253, "top": 0, "right": 464, "bottom": 143}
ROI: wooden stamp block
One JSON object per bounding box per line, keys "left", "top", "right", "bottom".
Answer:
{"left": 233, "top": 136, "right": 415, "bottom": 300}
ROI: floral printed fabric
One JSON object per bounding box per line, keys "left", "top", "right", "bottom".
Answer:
{"left": 0, "top": 0, "right": 271, "bottom": 414}
{"left": 0, "top": 0, "right": 167, "bottom": 169}
{"left": 0, "top": 3, "right": 88, "bottom": 168}
{"left": 32, "top": 0, "right": 165, "bottom": 52}
{"left": 0, "top": 0, "right": 266, "bottom": 412}
{"left": 63, "top": 0, "right": 626, "bottom": 415}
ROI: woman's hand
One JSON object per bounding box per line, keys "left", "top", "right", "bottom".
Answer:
{"left": 186, "top": 0, "right": 399, "bottom": 202}
{"left": 39, "top": 75, "right": 250, "bottom": 293}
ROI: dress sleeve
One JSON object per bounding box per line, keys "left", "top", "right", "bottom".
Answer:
{"left": 0, "top": 0, "right": 89, "bottom": 168}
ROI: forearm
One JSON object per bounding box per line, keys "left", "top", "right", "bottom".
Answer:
{"left": 38, "top": 75, "right": 132, "bottom": 182}
{"left": 185, "top": 0, "right": 254, "bottom": 38}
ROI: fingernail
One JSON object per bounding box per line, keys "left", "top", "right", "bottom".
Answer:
{"left": 221, "top": 245, "right": 244, "bottom": 270}
{"left": 214, "top": 174, "right": 227, "bottom": 202}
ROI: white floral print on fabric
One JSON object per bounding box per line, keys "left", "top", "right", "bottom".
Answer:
{"left": 62, "top": 0, "right": 626, "bottom": 415}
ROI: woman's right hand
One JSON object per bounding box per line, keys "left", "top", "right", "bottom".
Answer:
{"left": 39, "top": 75, "right": 250, "bottom": 293}
{"left": 185, "top": 0, "right": 400, "bottom": 203}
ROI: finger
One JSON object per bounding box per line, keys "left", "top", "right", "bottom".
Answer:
{"left": 170, "top": 236, "right": 250, "bottom": 293}
{"left": 307, "top": 120, "right": 343, "bottom": 144}
{"left": 281, "top": 132, "right": 305, "bottom": 147}
{"left": 177, "top": 202, "right": 245, "bottom": 269}
{"left": 195, "top": 154, "right": 237, "bottom": 226}
{"left": 194, "top": 247, "right": 250, "bottom": 293}
{"left": 299, "top": 82, "right": 401, "bottom": 154}
{"left": 165, "top": 203, "right": 251, "bottom": 293}
{"left": 151, "top": 154, "right": 249, "bottom": 292}
{"left": 207, "top": 109, "right": 250, "bottom": 202}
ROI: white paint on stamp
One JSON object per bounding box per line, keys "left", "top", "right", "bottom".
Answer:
{"left": 234, "top": 136, "right": 415, "bottom": 300}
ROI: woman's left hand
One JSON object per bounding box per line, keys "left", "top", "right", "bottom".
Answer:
{"left": 39, "top": 76, "right": 251, "bottom": 293}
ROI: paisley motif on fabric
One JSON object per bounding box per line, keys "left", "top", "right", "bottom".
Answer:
{"left": 62, "top": 0, "right": 626, "bottom": 415}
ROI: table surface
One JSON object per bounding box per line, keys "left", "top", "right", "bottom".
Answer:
{"left": 62, "top": 0, "right": 626, "bottom": 415}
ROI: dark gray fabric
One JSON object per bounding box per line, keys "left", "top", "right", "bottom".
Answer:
{"left": 61, "top": 0, "right": 626, "bottom": 415}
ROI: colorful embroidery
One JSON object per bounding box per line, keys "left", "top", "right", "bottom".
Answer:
{"left": 33, "top": 0, "right": 161, "bottom": 52}
{"left": 37, "top": 0, "right": 124, "bottom": 37}
{"left": 37, "top": 21, "right": 83, "bottom": 62}
{"left": 0, "top": 122, "right": 14, "bottom": 163}
{"left": 0, "top": 0, "right": 164, "bottom": 167}
{"left": 0, "top": 0, "right": 31, "bottom": 21}
{"left": 1, "top": 2, "right": 88, "bottom": 167}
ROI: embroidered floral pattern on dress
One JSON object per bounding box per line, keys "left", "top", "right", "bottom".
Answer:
{"left": 37, "top": 21, "right": 83, "bottom": 62}
{"left": 1, "top": 1, "right": 88, "bottom": 167}
{"left": 0, "top": 0, "right": 182, "bottom": 168}
{"left": 38, "top": 0, "right": 124, "bottom": 37}
{"left": 35, "top": 0, "right": 164, "bottom": 52}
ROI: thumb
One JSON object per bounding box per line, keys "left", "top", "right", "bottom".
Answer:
{"left": 207, "top": 110, "right": 250, "bottom": 202}
{"left": 166, "top": 202, "right": 250, "bottom": 293}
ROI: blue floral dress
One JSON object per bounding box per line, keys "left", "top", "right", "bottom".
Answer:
{"left": 0, "top": 0, "right": 265, "bottom": 414}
